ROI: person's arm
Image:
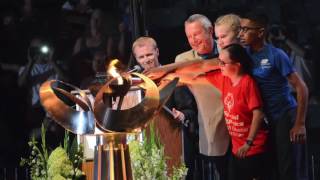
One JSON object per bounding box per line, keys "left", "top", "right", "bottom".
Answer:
{"left": 155, "top": 61, "right": 221, "bottom": 89}
{"left": 278, "top": 30, "right": 305, "bottom": 57}
{"left": 237, "top": 108, "right": 264, "bottom": 158}
{"left": 287, "top": 72, "right": 308, "bottom": 143}
{"left": 47, "top": 48, "right": 68, "bottom": 81}
{"left": 247, "top": 109, "right": 265, "bottom": 141}
{"left": 18, "top": 49, "right": 36, "bottom": 87}
{"left": 175, "top": 59, "right": 220, "bottom": 74}
{"left": 284, "top": 39, "right": 305, "bottom": 57}
{"left": 269, "top": 30, "right": 305, "bottom": 57}
{"left": 171, "top": 87, "right": 197, "bottom": 127}
{"left": 145, "top": 58, "right": 219, "bottom": 80}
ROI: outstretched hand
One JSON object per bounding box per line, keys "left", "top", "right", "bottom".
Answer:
{"left": 143, "top": 66, "right": 170, "bottom": 81}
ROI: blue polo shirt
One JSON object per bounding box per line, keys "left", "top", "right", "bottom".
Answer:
{"left": 247, "top": 44, "right": 297, "bottom": 121}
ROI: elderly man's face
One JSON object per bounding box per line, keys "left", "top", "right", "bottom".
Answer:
{"left": 185, "top": 21, "right": 214, "bottom": 54}
{"left": 134, "top": 44, "right": 160, "bottom": 71}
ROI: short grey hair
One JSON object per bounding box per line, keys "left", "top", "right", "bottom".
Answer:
{"left": 185, "top": 14, "right": 213, "bottom": 32}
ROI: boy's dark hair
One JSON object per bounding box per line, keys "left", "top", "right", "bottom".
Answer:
{"left": 223, "top": 43, "right": 253, "bottom": 75}
{"left": 241, "top": 12, "right": 269, "bottom": 29}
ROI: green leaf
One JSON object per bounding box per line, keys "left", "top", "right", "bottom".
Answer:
{"left": 20, "top": 123, "right": 84, "bottom": 179}
{"left": 63, "top": 130, "right": 70, "bottom": 152}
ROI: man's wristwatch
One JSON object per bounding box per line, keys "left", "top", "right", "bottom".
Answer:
{"left": 246, "top": 139, "right": 253, "bottom": 146}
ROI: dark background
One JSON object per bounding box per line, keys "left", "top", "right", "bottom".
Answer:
{"left": 0, "top": 0, "right": 319, "bottom": 179}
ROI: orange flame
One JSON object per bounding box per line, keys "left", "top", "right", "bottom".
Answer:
{"left": 107, "top": 59, "right": 124, "bottom": 85}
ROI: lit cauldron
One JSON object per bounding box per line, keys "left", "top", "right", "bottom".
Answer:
{"left": 39, "top": 59, "right": 178, "bottom": 180}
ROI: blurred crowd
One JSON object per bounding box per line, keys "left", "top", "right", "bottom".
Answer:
{"left": 0, "top": 0, "right": 132, "bottom": 175}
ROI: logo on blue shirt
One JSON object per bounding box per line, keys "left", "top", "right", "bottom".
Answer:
{"left": 260, "top": 59, "right": 271, "bottom": 69}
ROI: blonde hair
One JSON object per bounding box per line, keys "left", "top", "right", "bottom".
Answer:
{"left": 132, "top": 36, "right": 158, "bottom": 55}
{"left": 215, "top": 14, "right": 241, "bottom": 33}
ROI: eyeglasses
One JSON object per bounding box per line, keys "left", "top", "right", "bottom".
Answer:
{"left": 218, "top": 59, "right": 234, "bottom": 66}
{"left": 239, "top": 26, "right": 262, "bottom": 33}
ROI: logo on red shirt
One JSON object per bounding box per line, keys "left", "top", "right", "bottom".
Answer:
{"left": 224, "top": 92, "right": 234, "bottom": 112}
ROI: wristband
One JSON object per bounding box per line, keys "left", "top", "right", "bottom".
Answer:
{"left": 246, "top": 139, "right": 253, "bottom": 146}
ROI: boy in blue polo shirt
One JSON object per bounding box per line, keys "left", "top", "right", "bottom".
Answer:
{"left": 239, "top": 12, "right": 309, "bottom": 180}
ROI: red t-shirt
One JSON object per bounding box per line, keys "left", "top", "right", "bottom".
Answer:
{"left": 206, "top": 71, "right": 268, "bottom": 156}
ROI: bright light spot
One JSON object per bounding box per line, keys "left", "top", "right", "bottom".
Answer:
{"left": 41, "top": 46, "right": 49, "bottom": 54}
